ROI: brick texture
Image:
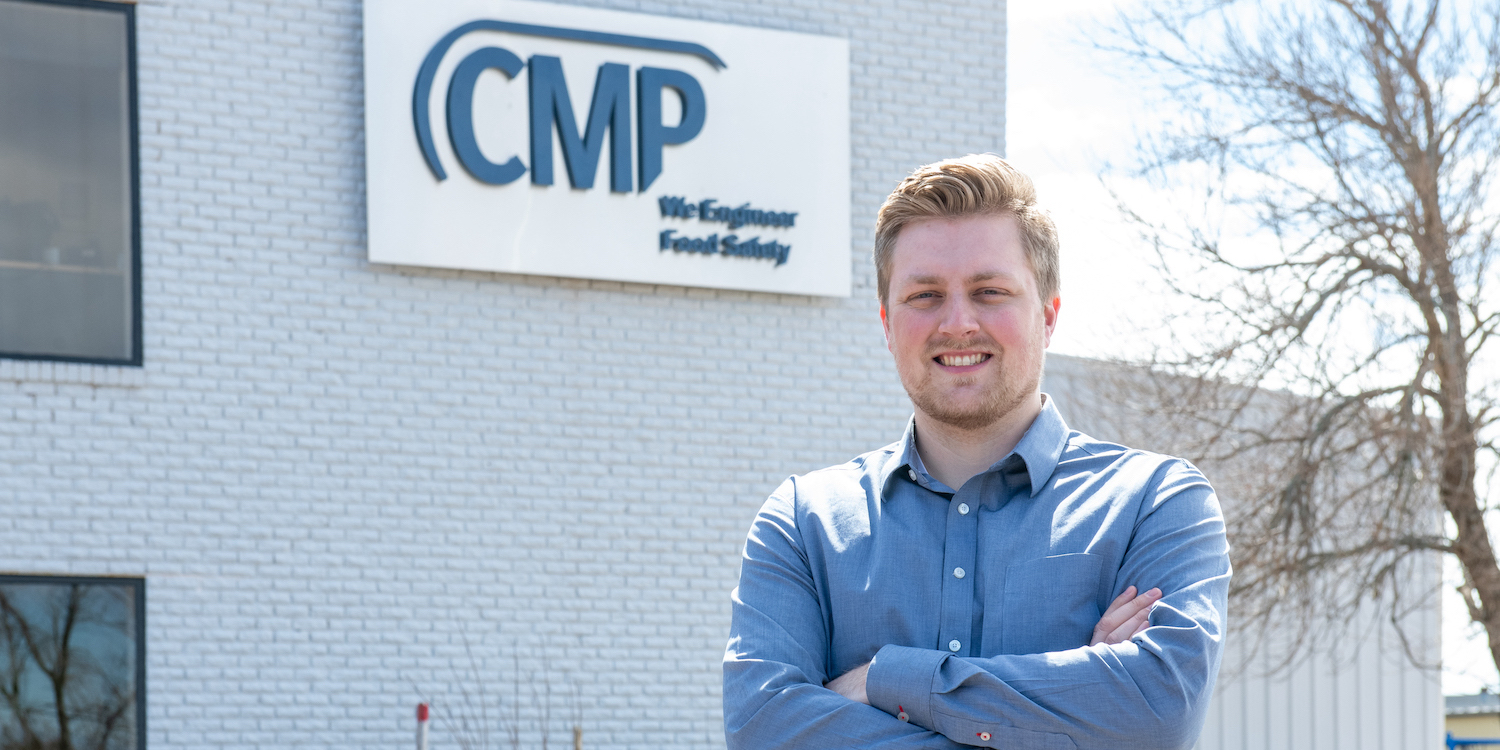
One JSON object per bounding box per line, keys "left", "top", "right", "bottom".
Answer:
{"left": 0, "top": 0, "right": 1006, "bottom": 747}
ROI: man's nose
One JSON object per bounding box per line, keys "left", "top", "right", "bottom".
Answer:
{"left": 937, "top": 296, "right": 979, "bottom": 338}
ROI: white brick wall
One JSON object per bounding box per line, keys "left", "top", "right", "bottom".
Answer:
{"left": 0, "top": 0, "right": 1006, "bottom": 747}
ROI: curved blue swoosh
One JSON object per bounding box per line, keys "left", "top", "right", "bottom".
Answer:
{"left": 412, "top": 20, "right": 727, "bottom": 181}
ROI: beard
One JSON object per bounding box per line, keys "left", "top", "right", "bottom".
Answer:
{"left": 899, "top": 337, "right": 1044, "bottom": 432}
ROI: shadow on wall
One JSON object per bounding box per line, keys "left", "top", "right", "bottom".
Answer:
{"left": 412, "top": 636, "right": 588, "bottom": 750}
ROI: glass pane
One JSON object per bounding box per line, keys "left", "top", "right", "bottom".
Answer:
{"left": 0, "top": 0, "right": 134, "bottom": 362}
{"left": 0, "top": 580, "right": 140, "bottom": 750}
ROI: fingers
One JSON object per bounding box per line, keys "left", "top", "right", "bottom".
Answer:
{"left": 1106, "top": 596, "right": 1155, "bottom": 643}
{"left": 1106, "top": 586, "right": 1138, "bottom": 613}
{"left": 1091, "top": 586, "right": 1162, "bottom": 646}
{"left": 1091, "top": 586, "right": 1136, "bottom": 646}
{"left": 1092, "top": 586, "right": 1142, "bottom": 643}
{"left": 1130, "top": 615, "right": 1151, "bottom": 638}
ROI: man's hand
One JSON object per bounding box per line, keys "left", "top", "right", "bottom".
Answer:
{"left": 1091, "top": 585, "right": 1161, "bottom": 646}
{"left": 825, "top": 661, "right": 870, "bottom": 704}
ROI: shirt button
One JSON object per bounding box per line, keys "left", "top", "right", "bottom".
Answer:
{"left": 953, "top": 567, "right": 965, "bottom": 579}
{"left": 978, "top": 732, "right": 992, "bottom": 741}
{"left": 908, "top": 469, "right": 917, "bottom": 481}
{"left": 897, "top": 710, "right": 909, "bottom": 722}
{"left": 948, "top": 639, "right": 961, "bottom": 652}
{"left": 958, "top": 503, "right": 969, "bottom": 515}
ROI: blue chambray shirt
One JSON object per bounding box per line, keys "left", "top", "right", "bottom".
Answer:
{"left": 723, "top": 396, "right": 1230, "bottom": 750}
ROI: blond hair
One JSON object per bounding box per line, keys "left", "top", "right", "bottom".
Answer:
{"left": 874, "top": 154, "right": 1059, "bottom": 306}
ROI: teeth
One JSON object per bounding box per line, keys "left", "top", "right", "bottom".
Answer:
{"left": 939, "top": 354, "right": 987, "bottom": 367}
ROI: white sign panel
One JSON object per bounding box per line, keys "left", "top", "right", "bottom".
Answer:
{"left": 364, "top": 0, "right": 851, "bottom": 297}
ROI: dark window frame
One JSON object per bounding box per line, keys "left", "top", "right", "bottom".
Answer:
{"left": 0, "top": 573, "right": 146, "bottom": 749}
{"left": 0, "top": 0, "right": 142, "bottom": 367}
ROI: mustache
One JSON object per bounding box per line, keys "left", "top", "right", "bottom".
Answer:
{"left": 923, "top": 336, "right": 998, "bottom": 356}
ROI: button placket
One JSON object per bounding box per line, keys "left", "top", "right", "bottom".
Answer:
{"left": 938, "top": 484, "right": 980, "bottom": 658}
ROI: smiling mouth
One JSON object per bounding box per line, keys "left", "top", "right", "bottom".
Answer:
{"left": 936, "top": 353, "right": 991, "bottom": 367}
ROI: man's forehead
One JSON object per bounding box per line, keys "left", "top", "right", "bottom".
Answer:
{"left": 888, "top": 215, "right": 1028, "bottom": 271}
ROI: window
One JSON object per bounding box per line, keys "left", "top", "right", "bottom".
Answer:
{"left": 0, "top": 0, "right": 140, "bottom": 365}
{"left": 0, "top": 575, "right": 145, "bottom": 749}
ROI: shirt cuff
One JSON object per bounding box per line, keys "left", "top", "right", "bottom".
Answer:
{"left": 866, "top": 644, "right": 948, "bottom": 730}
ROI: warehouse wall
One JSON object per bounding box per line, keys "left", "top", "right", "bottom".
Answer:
{"left": 0, "top": 0, "right": 1007, "bottom": 747}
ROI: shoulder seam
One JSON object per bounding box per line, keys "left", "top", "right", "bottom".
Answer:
{"left": 796, "top": 443, "right": 900, "bottom": 479}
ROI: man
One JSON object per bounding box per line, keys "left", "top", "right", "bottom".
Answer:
{"left": 723, "top": 154, "right": 1231, "bottom": 749}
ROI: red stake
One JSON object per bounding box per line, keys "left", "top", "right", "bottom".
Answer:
{"left": 416, "top": 703, "right": 430, "bottom": 750}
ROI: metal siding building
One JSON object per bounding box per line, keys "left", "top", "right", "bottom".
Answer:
{"left": 1046, "top": 355, "right": 1445, "bottom": 750}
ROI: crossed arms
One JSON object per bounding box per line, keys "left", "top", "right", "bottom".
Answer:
{"left": 823, "top": 585, "right": 1162, "bottom": 704}
{"left": 722, "top": 464, "right": 1231, "bottom": 750}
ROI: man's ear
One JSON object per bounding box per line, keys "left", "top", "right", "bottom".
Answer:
{"left": 879, "top": 303, "right": 891, "bottom": 350}
{"left": 1042, "top": 296, "right": 1061, "bottom": 347}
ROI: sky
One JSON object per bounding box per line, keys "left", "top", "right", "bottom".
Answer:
{"left": 1005, "top": 0, "right": 1165, "bottom": 363}
{"left": 1005, "top": 0, "right": 1499, "bottom": 696}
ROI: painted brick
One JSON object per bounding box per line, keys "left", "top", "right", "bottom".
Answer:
{"left": 0, "top": 0, "right": 1005, "bottom": 747}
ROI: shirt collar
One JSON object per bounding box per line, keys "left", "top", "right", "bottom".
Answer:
{"left": 1013, "top": 394, "right": 1069, "bottom": 496}
{"left": 879, "top": 394, "right": 1070, "bottom": 499}
{"left": 902, "top": 423, "right": 956, "bottom": 494}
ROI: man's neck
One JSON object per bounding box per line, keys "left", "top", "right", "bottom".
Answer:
{"left": 913, "top": 393, "right": 1044, "bottom": 491}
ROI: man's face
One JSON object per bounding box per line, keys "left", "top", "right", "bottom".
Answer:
{"left": 880, "top": 213, "right": 1060, "bottom": 431}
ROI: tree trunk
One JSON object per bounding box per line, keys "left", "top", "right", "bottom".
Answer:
{"left": 1444, "top": 441, "right": 1500, "bottom": 671}
{"left": 49, "top": 586, "right": 81, "bottom": 750}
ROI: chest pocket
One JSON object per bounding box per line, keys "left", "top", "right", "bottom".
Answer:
{"left": 997, "top": 553, "right": 1103, "bottom": 655}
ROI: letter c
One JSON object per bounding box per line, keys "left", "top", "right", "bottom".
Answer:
{"left": 446, "top": 47, "right": 527, "bottom": 185}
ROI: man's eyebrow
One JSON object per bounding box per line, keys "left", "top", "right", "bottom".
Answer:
{"left": 900, "top": 271, "right": 1018, "bottom": 286}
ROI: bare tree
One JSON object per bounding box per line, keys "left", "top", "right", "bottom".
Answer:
{"left": 1102, "top": 0, "right": 1500, "bottom": 676}
{"left": 424, "top": 637, "right": 573, "bottom": 750}
{"left": 0, "top": 595, "right": 43, "bottom": 750}
{"left": 0, "top": 585, "right": 83, "bottom": 750}
{"left": 0, "top": 584, "right": 137, "bottom": 750}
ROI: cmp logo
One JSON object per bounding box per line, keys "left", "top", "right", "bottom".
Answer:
{"left": 365, "top": 0, "right": 851, "bottom": 296}
{"left": 411, "top": 20, "right": 725, "bottom": 192}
